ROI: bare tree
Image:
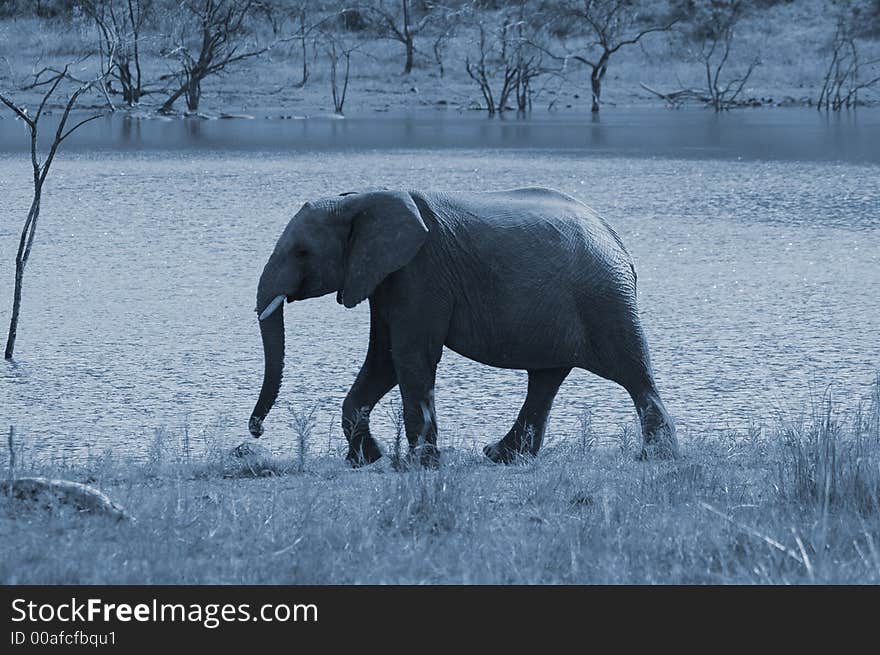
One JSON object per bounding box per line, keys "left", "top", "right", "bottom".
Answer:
{"left": 687, "top": 0, "right": 759, "bottom": 111}
{"left": 466, "top": 5, "right": 544, "bottom": 115}
{"left": 0, "top": 70, "right": 106, "bottom": 359}
{"left": 430, "top": 5, "right": 464, "bottom": 78}
{"left": 256, "top": 0, "right": 328, "bottom": 88}
{"left": 160, "top": 0, "right": 265, "bottom": 113}
{"left": 640, "top": 1, "right": 759, "bottom": 111}
{"left": 466, "top": 22, "right": 518, "bottom": 115}
{"left": 361, "top": 0, "right": 433, "bottom": 74}
{"left": 543, "top": 0, "right": 679, "bottom": 112}
{"left": 323, "top": 31, "right": 358, "bottom": 114}
{"left": 81, "top": 0, "right": 150, "bottom": 106}
{"left": 818, "top": 1, "right": 880, "bottom": 110}
{"left": 514, "top": 53, "right": 544, "bottom": 112}
{"left": 508, "top": 2, "right": 545, "bottom": 112}
{"left": 288, "top": 3, "right": 316, "bottom": 88}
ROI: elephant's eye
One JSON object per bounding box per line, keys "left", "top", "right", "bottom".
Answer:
{"left": 294, "top": 247, "right": 308, "bottom": 258}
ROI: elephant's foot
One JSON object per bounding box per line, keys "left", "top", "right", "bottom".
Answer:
{"left": 345, "top": 436, "right": 383, "bottom": 468}
{"left": 634, "top": 391, "right": 679, "bottom": 461}
{"left": 399, "top": 443, "right": 440, "bottom": 469}
{"left": 637, "top": 426, "right": 680, "bottom": 461}
{"left": 483, "top": 439, "right": 532, "bottom": 465}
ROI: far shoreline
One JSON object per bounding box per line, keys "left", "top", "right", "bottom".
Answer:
{"left": 5, "top": 98, "right": 880, "bottom": 123}
{"left": 3, "top": 104, "right": 880, "bottom": 167}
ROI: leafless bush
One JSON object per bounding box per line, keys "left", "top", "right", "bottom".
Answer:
{"left": 80, "top": 0, "right": 151, "bottom": 106}
{"left": 616, "top": 422, "right": 635, "bottom": 455}
{"left": 160, "top": 0, "right": 266, "bottom": 113}
{"left": 288, "top": 403, "right": 318, "bottom": 472}
{"left": 386, "top": 397, "right": 405, "bottom": 470}
{"left": 643, "top": 1, "right": 758, "bottom": 111}
{"left": 818, "top": 2, "right": 880, "bottom": 110}
{"left": 430, "top": 5, "right": 466, "bottom": 78}
{"left": 360, "top": 0, "right": 434, "bottom": 74}
{"left": 255, "top": 0, "right": 331, "bottom": 89}
{"left": 465, "top": 4, "right": 545, "bottom": 115}
{"left": 322, "top": 29, "right": 359, "bottom": 114}
{"left": 466, "top": 22, "right": 517, "bottom": 114}
{"left": 690, "top": 0, "right": 759, "bottom": 111}
{"left": 575, "top": 408, "right": 595, "bottom": 455}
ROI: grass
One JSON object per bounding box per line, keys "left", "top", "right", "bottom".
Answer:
{"left": 1, "top": 0, "right": 878, "bottom": 115}
{"left": 2, "top": 378, "right": 879, "bottom": 584}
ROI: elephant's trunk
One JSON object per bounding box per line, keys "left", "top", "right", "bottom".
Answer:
{"left": 249, "top": 304, "right": 285, "bottom": 437}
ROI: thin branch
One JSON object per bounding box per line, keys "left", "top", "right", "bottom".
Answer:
{"left": 607, "top": 19, "right": 680, "bottom": 56}
{"left": 0, "top": 93, "right": 34, "bottom": 128}
{"left": 34, "top": 66, "right": 68, "bottom": 124}
{"left": 59, "top": 113, "right": 103, "bottom": 143}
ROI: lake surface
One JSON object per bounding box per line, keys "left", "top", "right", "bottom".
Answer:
{"left": 1, "top": 110, "right": 879, "bottom": 462}
{"left": 2, "top": 108, "right": 880, "bottom": 162}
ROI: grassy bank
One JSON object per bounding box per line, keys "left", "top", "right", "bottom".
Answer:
{"left": 2, "top": 381, "right": 879, "bottom": 584}
{"left": 0, "top": 0, "right": 875, "bottom": 116}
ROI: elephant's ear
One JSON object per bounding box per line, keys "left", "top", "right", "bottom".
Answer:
{"left": 340, "top": 191, "right": 428, "bottom": 308}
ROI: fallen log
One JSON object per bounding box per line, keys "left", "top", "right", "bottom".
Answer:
{"left": 1, "top": 477, "right": 133, "bottom": 521}
{"left": 639, "top": 82, "right": 712, "bottom": 107}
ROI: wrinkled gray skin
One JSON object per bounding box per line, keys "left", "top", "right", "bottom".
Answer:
{"left": 250, "top": 188, "right": 678, "bottom": 467}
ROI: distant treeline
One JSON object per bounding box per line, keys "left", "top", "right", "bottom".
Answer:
{"left": 1, "top": 1, "right": 879, "bottom": 113}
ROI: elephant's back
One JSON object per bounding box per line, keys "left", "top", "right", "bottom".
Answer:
{"left": 413, "top": 188, "right": 634, "bottom": 278}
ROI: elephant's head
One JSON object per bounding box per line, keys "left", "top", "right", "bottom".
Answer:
{"left": 248, "top": 191, "right": 429, "bottom": 438}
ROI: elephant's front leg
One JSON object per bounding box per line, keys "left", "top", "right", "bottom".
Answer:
{"left": 343, "top": 311, "right": 397, "bottom": 467}
{"left": 397, "top": 374, "right": 440, "bottom": 468}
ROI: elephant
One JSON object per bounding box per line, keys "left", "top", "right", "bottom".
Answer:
{"left": 249, "top": 188, "right": 678, "bottom": 467}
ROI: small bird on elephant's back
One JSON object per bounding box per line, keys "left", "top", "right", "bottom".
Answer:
{"left": 249, "top": 188, "right": 678, "bottom": 467}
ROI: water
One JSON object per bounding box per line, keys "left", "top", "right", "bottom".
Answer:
{"left": 2, "top": 108, "right": 880, "bottom": 162}
{"left": 1, "top": 110, "right": 878, "bottom": 462}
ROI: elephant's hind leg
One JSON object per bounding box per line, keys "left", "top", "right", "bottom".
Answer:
{"left": 629, "top": 385, "right": 678, "bottom": 460}
{"left": 484, "top": 367, "right": 571, "bottom": 464}
{"left": 593, "top": 320, "right": 679, "bottom": 460}
{"left": 343, "top": 308, "right": 397, "bottom": 467}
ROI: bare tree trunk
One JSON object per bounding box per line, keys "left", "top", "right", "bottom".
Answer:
{"left": 185, "top": 75, "right": 201, "bottom": 111}
{"left": 402, "top": 0, "right": 413, "bottom": 75}
{"left": 161, "top": 84, "right": 187, "bottom": 113}
{"left": 590, "top": 53, "right": 609, "bottom": 113}
{"left": 5, "top": 197, "right": 40, "bottom": 360}
{"left": 129, "top": 0, "right": 143, "bottom": 103}
{"left": 705, "top": 58, "right": 718, "bottom": 111}
{"left": 295, "top": 10, "right": 309, "bottom": 88}
{"left": 434, "top": 38, "right": 445, "bottom": 77}
{"left": 6, "top": 268, "right": 23, "bottom": 359}
{"left": 404, "top": 36, "right": 414, "bottom": 74}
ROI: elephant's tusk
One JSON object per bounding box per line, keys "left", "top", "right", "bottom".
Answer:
{"left": 258, "top": 295, "right": 285, "bottom": 321}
